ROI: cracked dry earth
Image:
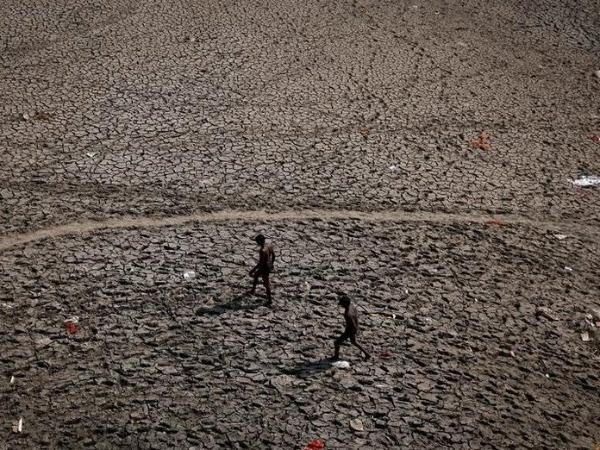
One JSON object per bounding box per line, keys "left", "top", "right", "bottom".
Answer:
{"left": 1, "top": 0, "right": 600, "bottom": 449}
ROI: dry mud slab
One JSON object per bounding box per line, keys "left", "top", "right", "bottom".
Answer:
{"left": 1, "top": 0, "right": 600, "bottom": 448}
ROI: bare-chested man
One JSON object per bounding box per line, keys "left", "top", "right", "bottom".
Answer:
{"left": 334, "top": 294, "right": 370, "bottom": 360}
{"left": 249, "top": 234, "right": 275, "bottom": 306}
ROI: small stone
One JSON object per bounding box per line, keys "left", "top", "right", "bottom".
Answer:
{"left": 35, "top": 337, "right": 52, "bottom": 348}
{"left": 554, "top": 234, "right": 567, "bottom": 240}
{"left": 349, "top": 418, "right": 364, "bottom": 431}
{"left": 270, "top": 375, "right": 294, "bottom": 390}
{"left": 536, "top": 307, "right": 558, "bottom": 321}
{"left": 594, "top": 70, "right": 600, "bottom": 79}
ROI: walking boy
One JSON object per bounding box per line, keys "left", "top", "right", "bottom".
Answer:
{"left": 249, "top": 234, "right": 275, "bottom": 306}
{"left": 334, "top": 293, "right": 370, "bottom": 360}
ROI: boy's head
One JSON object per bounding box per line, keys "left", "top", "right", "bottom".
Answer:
{"left": 255, "top": 234, "right": 266, "bottom": 245}
{"left": 338, "top": 293, "right": 351, "bottom": 307}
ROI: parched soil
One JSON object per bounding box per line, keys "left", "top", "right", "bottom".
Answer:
{"left": 1, "top": 0, "right": 599, "bottom": 449}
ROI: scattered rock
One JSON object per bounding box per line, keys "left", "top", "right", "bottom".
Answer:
{"left": 33, "top": 111, "right": 52, "bottom": 121}
{"left": 35, "top": 337, "right": 52, "bottom": 348}
{"left": 536, "top": 307, "right": 558, "bottom": 321}
{"left": 594, "top": 70, "right": 600, "bottom": 79}
{"left": 270, "top": 375, "right": 294, "bottom": 390}
{"left": 349, "top": 418, "right": 364, "bottom": 432}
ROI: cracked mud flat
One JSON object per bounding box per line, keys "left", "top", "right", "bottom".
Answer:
{"left": 1, "top": 221, "right": 599, "bottom": 448}
{"left": 1, "top": 0, "right": 600, "bottom": 449}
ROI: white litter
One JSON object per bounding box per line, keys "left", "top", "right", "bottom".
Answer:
{"left": 183, "top": 270, "right": 196, "bottom": 280}
{"left": 389, "top": 165, "right": 397, "bottom": 171}
{"left": 564, "top": 266, "right": 573, "bottom": 272}
{"left": 86, "top": 152, "right": 97, "bottom": 158}
{"left": 65, "top": 316, "right": 79, "bottom": 324}
{"left": 331, "top": 360, "right": 350, "bottom": 369}
{"left": 12, "top": 418, "right": 23, "bottom": 433}
{"left": 10, "top": 376, "right": 15, "bottom": 384}
{"left": 572, "top": 176, "right": 600, "bottom": 187}
{"left": 554, "top": 234, "right": 567, "bottom": 240}
{"left": 581, "top": 332, "right": 590, "bottom": 342}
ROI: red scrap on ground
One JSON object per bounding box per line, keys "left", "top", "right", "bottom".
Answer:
{"left": 587, "top": 134, "right": 600, "bottom": 142}
{"left": 303, "top": 439, "right": 325, "bottom": 450}
{"left": 469, "top": 131, "right": 491, "bottom": 150}
{"left": 64, "top": 321, "right": 77, "bottom": 334}
{"left": 485, "top": 219, "right": 505, "bottom": 226}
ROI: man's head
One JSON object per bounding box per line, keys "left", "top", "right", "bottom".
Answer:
{"left": 338, "top": 293, "right": 351, "bottom": 307}
{"left": 255, "top": 234, "right": 266, "bottom": 246}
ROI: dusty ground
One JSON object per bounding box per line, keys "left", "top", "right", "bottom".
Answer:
{"left": 1, "top": 0, "right": 600, "bottom": 448}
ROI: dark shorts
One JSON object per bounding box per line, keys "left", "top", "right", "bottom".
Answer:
{"left": 336, "top": 328, "right": 357, "bottom": 343}
{"left": 254, "top": 270, "right": 270, "bottom": 282}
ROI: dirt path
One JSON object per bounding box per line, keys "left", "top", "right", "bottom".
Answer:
{"left": 1, "top": 208, "right": 598, "bottom": 252}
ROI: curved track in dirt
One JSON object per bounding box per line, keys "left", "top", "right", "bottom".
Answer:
{"left": 1, "top": 208, "right": 599, "bottom": 252}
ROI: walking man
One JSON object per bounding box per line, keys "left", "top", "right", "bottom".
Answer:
{"left": 334, "top": 293, "right": 370, "bottom": 360}
{"left": 249, "top": 234, "right": 275, "bottom": 306}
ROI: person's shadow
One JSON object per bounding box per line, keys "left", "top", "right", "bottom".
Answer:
{"left": 196, "top": 291, "right": 264, "bottom": 316}
{"left": 280, "top": 357, "right": 335, "bottom": 378}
